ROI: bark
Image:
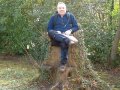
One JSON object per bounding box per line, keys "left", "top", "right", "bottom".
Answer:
{"left": 110, "top": 30, "right": 120, "bottom": 60}
{"left": 109, "top": 0, "right": 114, "bottom": 28}
{"left": 110, "top": 0, "right": 120, "bottom": 60}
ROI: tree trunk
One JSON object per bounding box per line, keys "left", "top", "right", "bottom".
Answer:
{"left": 110, "top": 0, "right": 120, "bottom": 60}
{"left": 110, "top": 30, "right": 120, "bottom": 60}
{"left": 109, "top": 0, "right": 114, "bottom": 29}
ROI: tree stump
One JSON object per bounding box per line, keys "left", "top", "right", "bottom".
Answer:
{"left": 41, "top": 37, "right": 79, "bottom": 90}
{"left": 40, "top": 31, "right": 111, "bottom": 90}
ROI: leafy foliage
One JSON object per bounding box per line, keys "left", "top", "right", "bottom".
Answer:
{"left": 0, "top": 0, "right": 49, "bottom": 59}
{"left": 0, "top": 0, "right": 32, "bottom": 54}
{"left": 0, "top": 0, "right": 119, "bottom": 65}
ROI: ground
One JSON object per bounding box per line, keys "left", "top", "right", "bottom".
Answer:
{"left": 0, "top": 55, "right": 120, "bottom": 90}
{"left": 94, "top": 64, "right": 120, "bottom": 90}
{"left": 0, "top": 55, "right": 40, "bottom": 90}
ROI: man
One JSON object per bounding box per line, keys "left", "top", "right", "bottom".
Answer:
{"left": 47, "top": 2, "right": 79, "bottom": 71}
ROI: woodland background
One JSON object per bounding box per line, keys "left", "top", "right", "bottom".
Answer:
{"left": 0, "top": 0, "right": 120, "bottom": 67}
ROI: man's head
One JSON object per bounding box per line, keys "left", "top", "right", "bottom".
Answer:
{"left": 57, "top": 2, "right": 67, "bottom": 17}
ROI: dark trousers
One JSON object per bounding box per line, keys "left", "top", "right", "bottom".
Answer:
{"left": 48, "top": 30, "right": 70, "bottom": 65}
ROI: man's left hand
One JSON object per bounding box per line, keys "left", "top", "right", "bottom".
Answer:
{"left": 64, "top": 29, "right": 72, "bottom": 35}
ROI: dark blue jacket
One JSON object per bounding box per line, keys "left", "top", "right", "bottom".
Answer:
{"left": 47, "top": 12, "right": 79, "bottom": 33}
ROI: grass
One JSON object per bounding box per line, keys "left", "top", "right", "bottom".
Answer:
{"left": 0, "top": 55, "right": 120, "bottom": 90}
{"left": 0, "top": 56, "right": 40, "bottom": 89}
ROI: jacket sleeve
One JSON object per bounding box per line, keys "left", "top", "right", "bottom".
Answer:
{"left": 47, "top": 16, "right": 54, "bottom": 32}
{"left": 70, "top": 13, "right": 79, "bottom": 33}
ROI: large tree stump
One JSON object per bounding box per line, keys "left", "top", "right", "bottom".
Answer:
{"left": 41, "top": 37, "right": 79, "bottom": 90}
{"left": 42, "top": 45, "right": 77, "bottom": 89}
{"left": 40, "top": 31, "right": 111, "bottom": 90}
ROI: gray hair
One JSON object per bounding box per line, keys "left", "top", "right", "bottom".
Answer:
{"left": 57, "top": 2, "right": 66, "bottom": 8}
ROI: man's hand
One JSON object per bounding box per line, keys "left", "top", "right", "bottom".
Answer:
{"left": 64, "top": 29, "right": 72, "bottom": 35}
{"left": 56, "top": 31, "right": 61, "bottom": 34}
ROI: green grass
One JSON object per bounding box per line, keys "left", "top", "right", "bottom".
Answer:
{"left": 0, "top": 57, "right": 40, "bottom": 89}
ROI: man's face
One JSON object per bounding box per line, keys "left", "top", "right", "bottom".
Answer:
{"left": 57, "top": 4, "right": 66, "bottom": 16}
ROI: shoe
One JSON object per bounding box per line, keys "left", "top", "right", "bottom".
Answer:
{"left": 59, "top": 65, "right": 66, "bottom": 72}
